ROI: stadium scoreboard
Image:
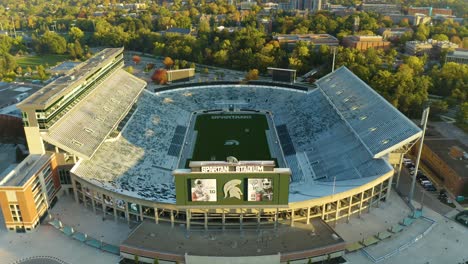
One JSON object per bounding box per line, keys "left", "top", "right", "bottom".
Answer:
{"left": 174, "top": 161, "right": 290, "bottom": 206}
{"left": 268, "top": 67, "right": 297, "bottom": 83}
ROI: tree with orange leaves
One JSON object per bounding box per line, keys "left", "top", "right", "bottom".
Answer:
{"left": 132, "top": 55, "right": 141, "bottom": 64}
{"left": 151, "top": 69, "right": 167, "bottom": 84}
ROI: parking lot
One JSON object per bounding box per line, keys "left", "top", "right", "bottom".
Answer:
{"left": 0, "top": 81, "right": 43, "bottom": 115}
{"left": 396, "top": 157, "right": 458, "bottom": 215}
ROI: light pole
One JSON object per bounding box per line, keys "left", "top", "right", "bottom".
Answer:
{"left": 331, "top": 47, "right": 337, "bottom": 72}
{"left": 408, "top": 107, "right": 430, "bottom": 206}
{"left": 420, "top": 189, "right": 426, "bottom": 211}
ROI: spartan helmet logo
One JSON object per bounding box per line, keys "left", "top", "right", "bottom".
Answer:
{"left": 223, "top": 179, "right": 243, "bottom": 199}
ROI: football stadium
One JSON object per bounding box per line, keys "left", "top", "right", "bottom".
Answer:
{"left": 6, "top": 48, "right": 423, "bottom": 263}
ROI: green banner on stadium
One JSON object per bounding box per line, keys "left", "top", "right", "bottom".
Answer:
{"left": 174, "top": 171, "right": 290, "bottom": 206}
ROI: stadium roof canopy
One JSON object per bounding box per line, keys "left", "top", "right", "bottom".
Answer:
{"left": 317, "top": 67, "right": 422, "bottom": 158}
{"left": 72, "top": 67, "right": 421, "bottom": 203}
{"left": 42, "top": 69, "right": 146, "bottom": 160}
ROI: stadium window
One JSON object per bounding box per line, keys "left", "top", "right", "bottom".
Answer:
{"left": 381, "top": 139, "right": 390, "bottom": 145}
{"left": 369, "top": 127, "right": 377, "bottom": 132}
{"left": 336, "top": 90, "right": 344, "bottom": 95}
{"left": 359, "top": 116, "right": 367, "bottom": 120}
{"left": 343, "top": 97, "right": 350, "bottom": 102}
{"left": 351, "top": 106, "right": 359, "bottom": 111}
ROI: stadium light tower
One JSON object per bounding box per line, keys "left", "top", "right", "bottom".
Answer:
{"left": 331, "top": 47, "right": 337, "bottom": 72}
{"left": 408, "top": 107, "right": 430, "bottom": 206}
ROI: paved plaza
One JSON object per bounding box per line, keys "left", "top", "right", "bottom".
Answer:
{"left": 0, "top": 194, "right": 120, "bottom": 264}
{"left": 335, "top": 191, "right": 468, "bottom": 264}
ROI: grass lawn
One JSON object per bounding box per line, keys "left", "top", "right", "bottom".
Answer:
{"left": 192, "top": 113, "right": 271, "bottom": 161}
{"left": 16, "top": 54, "right": 70, "bottom": 68}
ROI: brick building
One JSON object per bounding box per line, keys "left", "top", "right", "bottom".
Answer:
{"left": 408, "top": 7, "right": 453, "bottom": 17}
{"left": 0, "top": 153, "right": 60, "bottom": 232}
{"left": 418, "top": 139, "right": 468, "bottom": 197}
{"left": 341, "top": 35, "right": 391, "bottom": 51}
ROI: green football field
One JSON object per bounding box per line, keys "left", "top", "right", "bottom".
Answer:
{"left": 192, "top": 113, "right": 272, "bottom": 162}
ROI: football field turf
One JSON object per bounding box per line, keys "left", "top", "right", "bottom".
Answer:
{"left": 192, "top": 113, "right": 272, "bottom": 161}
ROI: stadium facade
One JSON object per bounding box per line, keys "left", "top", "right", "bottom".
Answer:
{"left": 2, "top": 48, "right": 422, "bottom": 260}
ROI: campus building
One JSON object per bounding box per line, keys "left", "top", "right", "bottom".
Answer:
{"left": 418, "top": 139, "right": 468, "bottom": 197}
{"left": 405, "top": 41, "right": 434, "bottom": 56}
{"left": 274, "top": 34, "right": 339, "bottom": 49}
{"left": 0, "top": 154, "right": 60, "bottom": 232}
{"left": 378, "top": 27, "right": 413, "bottom": 41}
{"left": 446, "top": 49, "right": 468, "bottom": 64}
{"left": 342, "top": 35, "right": 391, "bottom": 51}
{"left": 405, "top": 40, "right": 459, "bottom": 58}
{"left": 408, "top": 7, "right": 453, "bottom": 17}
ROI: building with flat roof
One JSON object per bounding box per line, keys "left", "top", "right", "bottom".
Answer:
{"left": 274, "top": 34, "right": 339, "bottom": 49}
{"left": 408, "top": 7, "right": 453, "bottom": 17}
{"left": 0, "top": 153, "right": 60, "bottom": 232}
{"left": 419, "top": 139, "right": 468, "bottom": 197}
{"left": 433, "top": 41, "right": 459, "bottom": 58}
{"left": 405, "top": 41, "right": 433, "bottom": 56}
{"left": 446, "top": 49, "right": 468, "bottom": 64}
{"left": 342, "top": 35, "right": 391, "bottom": 51}
{"left": 378, "top": 27, "right": 413, "bottom": 41}
{"left": 361, "top": 3, "right": 401, "bottom": 15}
{"left": 405, "top": 40, "right": 459, "bottom": 58}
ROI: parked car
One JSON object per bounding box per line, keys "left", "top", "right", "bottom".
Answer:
{"left": 423, "top": 184, "right": 437, "bottom": 192}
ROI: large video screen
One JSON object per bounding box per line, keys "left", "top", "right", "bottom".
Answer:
{"left": 190, "top": 179, "right": 217, "bottom": 202}
{"left": 271, "top": 68, "right": 296, "bottom": 83}
{"left": 247, "top": 178, "right": 274, "bottom": 201}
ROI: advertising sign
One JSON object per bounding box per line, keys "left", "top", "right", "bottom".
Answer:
{"left": 247, "top": 178, "right": 274, "bottom": 201}
{"left": 190, "top": 179, "right": 217, "bottom": 202}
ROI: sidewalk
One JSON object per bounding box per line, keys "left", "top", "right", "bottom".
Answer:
{"left": 49, "top": 194, "right": 133, "bottom": 245}
{"left": 340, "top": 192, "right": 468, "bottom": 264}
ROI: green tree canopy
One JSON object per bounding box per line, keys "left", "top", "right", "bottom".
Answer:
{"left": 34, "top": 31, "right": 67, "bottom": 54}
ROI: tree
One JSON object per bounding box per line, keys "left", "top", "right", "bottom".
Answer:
{"left": 145, "top": 63, "right": 155, "bottom": 71}
{"left": 134, "top": 255, "right": 139, "bottom": 264}
{"left": 69, "top": 27, "right": 84, "bottom": 42}
{"left": 245, "top": 69, "right": 259, "bottom": 81}
{"left": 431, "top": 34, "right": 449, "bottom": 42}
{"left": 456, "top": 102, "right": 468, "bottom": 125}
{"left": 153, "top": 258, "right": 159, "bottom": 264}
{"left": 163, "top": 57, "right": 174, "bottom": 69}
{"left": 35, "top": 31, "right": 67, "bottom": 54}
{"left": 132, "top": 55, "right": 141, "bottom": 64}
{"left": 125, "top": 66, "right": 134, "bottom": 74}
{"left": 36, "top": 65, "right": 47, "bottom": 81}
{"left": 26, "top": 66, "right": 32, "bottom": 76}
{"left": 15, "top": 66, "right": 23, "bottom": 76}
{"left": 430, "top": 100, "right": 448, "bottom": 119}
{"left": 431, "top": 62, "right": 468, "bottom": 102}
{"left": 0, "top": 53, "right": 17, "bottom": 77}
{"left": 151, "top": 69, "right": 167, "bottom": 84}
